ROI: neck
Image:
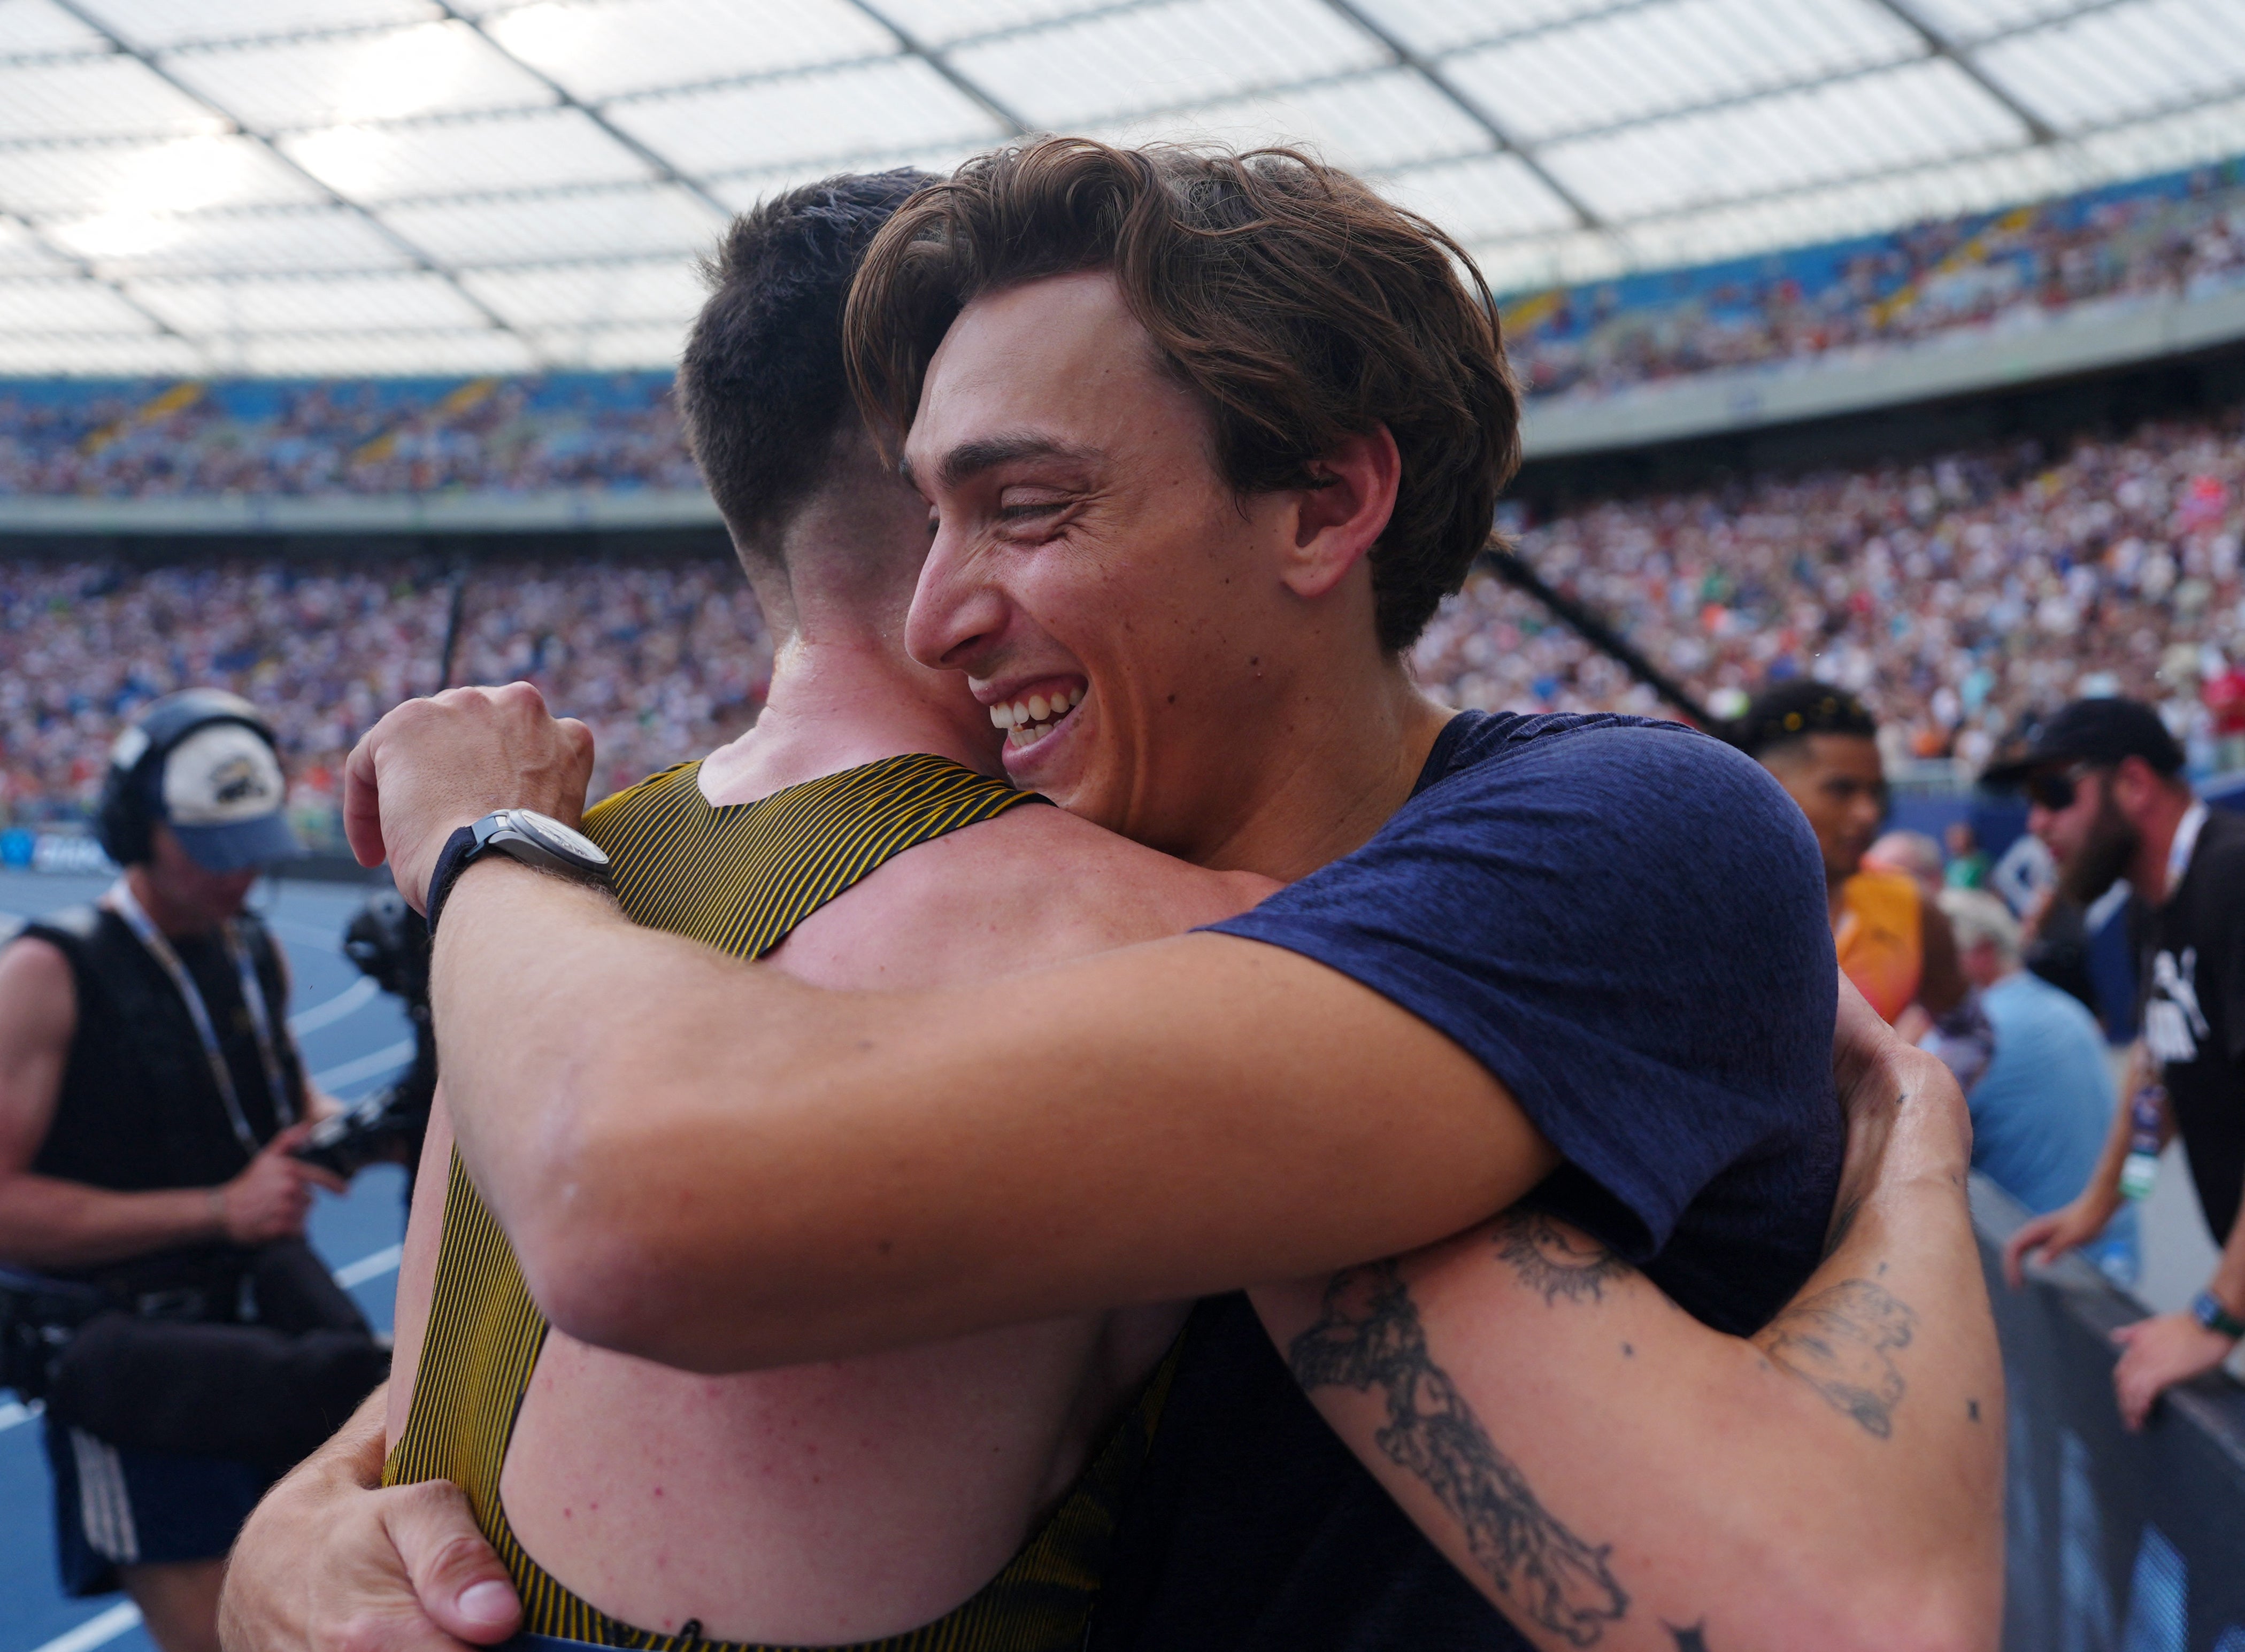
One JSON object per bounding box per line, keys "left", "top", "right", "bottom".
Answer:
{"left": 123, "top": 864, "right": 216, "bottom": 939}
{"left": 1187, "top": 654, "right": 1450, "bottom": 882}
{"left": 701, "top": 621, "right": 998, "bottom": 807}
{"left": 2131, "top": 785, "right": 2196, "bottom": 904}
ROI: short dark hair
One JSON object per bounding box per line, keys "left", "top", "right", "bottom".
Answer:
{"left": 1732, "top": 681, "right": 1878, "bottom": 761}
{"left": 842, "top": 138, "right": 1522, "bottom": 652}
{"left": 678, "top": 168, "right": 933, "bottom": 560}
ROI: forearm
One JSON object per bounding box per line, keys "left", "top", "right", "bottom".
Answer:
{"left": 0, "top": 1172, "right": 222, "bottom": 1269}
{"left": 2206, "top": 1198, "right": 2245, "bottom": 1316}
{"left": 433, "top": 860, "right": 1552, "bottom": 1372}
{"left": 1256, "top": 1166, "right": 1998, "bottom": 1651}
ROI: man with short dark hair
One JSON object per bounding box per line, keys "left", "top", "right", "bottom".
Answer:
{"left": 228, "top": 141, "right": 2001, "bottom": 1652}
{"left": 2000, "top": 697, "right": 2245, "bottom": 1429}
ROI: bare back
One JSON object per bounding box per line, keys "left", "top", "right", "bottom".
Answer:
{"left": 387, "top": 773, "right": 1270, "bottom": 1645}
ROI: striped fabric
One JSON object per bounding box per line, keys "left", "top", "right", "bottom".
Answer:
{"left": 386, "top": 754, "right": 1180, "bottom": 1652}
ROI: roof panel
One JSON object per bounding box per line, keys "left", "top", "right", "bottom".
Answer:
{"left": 458, "top": 256, "right": 703, "bottom": 325}
{"left": 1446, "top": 0, "right": 1923, "bottom": 143}
{"left": 1348, "top": 0, "right": 1598, "bottom": 57}
{"left": 868, "top": 1, "right": 1114, "bottom": 49}
{"left": 0, "top": 134, "right": 324, "bottom": 217}
{"left": 483, "top": 0, "right": 891, "bottom": 101}
{"left": 1903, "top": 0, "right": 2109, "bottom": 47}
{"left": 0, "top": 56, "right": 225, "bottom": 140}
{"left": 379, "top": 182, "right": 726, "bottom": 266}
{"left": 163, "top": 20, "right": 556, "bottom": 132}
{"left": 1975, "top": 0, "right": 2245, "bottom": 132}
{"left": 1099, "top": 66, "right": 1489, "bottom": 172}
{"left": 1543, "top": 58, "right": 2028, "bottom": 221}
{"left": 0, "top": 218, "right": 69, "bottom": 273}
{"left": 72, "top": 0, "right": 440, "bottom": 50}
{"left": 231, "top": 326, "right": 537, "bottom": 374}
{"left": 1380, "top": 151, "right": 1580, "bottom": 242}
{"left": 0, "top": 331, "right": 205, "bottom": 373}
{"left": 525, "top": 318, "right": 686, "bottom": 368}
{"left": 608, "top": 56, "right": 1004, "bottom": 176}
{"left": 705, "top": 143, "right": 988, "bottom": 212}
{"left": 0, "top": 275, "right": 158, "bottom": 332}
{"left": 954, "top": 0, "right": 1383, "bottom": 128}
{"left": 0, "top": 0, "right": 111, "bottom": 56}
{"left": 126, "top": 270, "right": 494, "bottom": 333}
{"left": 281, "top": 108, "right": 652, "bottom": 200}
{"left": 52, "top": 206, "right": 414, "bottom": 274}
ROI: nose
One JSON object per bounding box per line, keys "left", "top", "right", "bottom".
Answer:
{"left": 905, "top": 524, "right": 1009, "bottom": 675}
{"left": 2025, "top": 802, "right": 2051, "bottom": 840}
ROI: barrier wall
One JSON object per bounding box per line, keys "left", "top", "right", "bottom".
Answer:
{"left": 1975, "top": 1177, "right": 2245, "bottom": 1649}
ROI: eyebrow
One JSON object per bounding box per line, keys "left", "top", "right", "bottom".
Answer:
{"left": 899, "top": 434, "right": 1097, "bottom": 493}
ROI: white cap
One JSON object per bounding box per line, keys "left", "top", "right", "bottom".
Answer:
{"left": 159, "top": 723, "right": 299, "bottom": 872}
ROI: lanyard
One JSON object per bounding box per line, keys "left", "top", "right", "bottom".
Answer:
{"left": 108, "top": 878, "right": 295, "bottom": 1159}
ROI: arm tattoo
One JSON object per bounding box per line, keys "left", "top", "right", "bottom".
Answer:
{"left": 1493, "top": 1211, "right": 1633, "bottom": 1306}
{"left": 1288, "top": 1261, "right": 1629, "bottom": 1646}
{"left": 1756, "top": 1279, "right": 1918, "bottom": 1439}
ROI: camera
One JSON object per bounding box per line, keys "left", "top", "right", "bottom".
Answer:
{"left": 0, "top": 1266, "right": 103, "bottom": 1402}
{"left": 290, "top": 890, "right": 437, "bottom": 1180}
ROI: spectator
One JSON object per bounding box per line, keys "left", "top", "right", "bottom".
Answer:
{"left": 1941, "top": 887, "right": 2138, "bottom": 1285}
{"left": 1943, "top": 821, "right": 1993, "bottom": 889}
{"left": 1866, "top": 828, "right": 1944, "bottom": 899}
{"left": 2001, "top": 698, "right": 2245, "bottom": 1430}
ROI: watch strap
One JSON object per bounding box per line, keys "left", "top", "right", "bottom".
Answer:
{"left": 422, "top": 822, "right": 484, "bottom": 941}
{"left": 2193, "top": 1290, "right": 2245, "bottom": 1340}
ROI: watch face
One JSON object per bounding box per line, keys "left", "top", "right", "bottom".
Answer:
{"left": 512, "top": 809, "right": 610, "bottom": 867}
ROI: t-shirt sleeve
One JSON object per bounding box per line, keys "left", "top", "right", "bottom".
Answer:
{"left": 1208, "top": 721, "right": 1837, "bottom": 1260}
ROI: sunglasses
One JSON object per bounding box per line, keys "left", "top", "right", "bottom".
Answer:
{"left": 2025, "top": 763, "right": 2098, "bottom": 812}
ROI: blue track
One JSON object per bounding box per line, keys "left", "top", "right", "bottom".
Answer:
{"left": 0, "top": 869, "right": 414, "bottom": 1652}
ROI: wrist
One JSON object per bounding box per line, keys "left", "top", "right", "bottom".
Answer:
{"left": 207, "top": 1185, "right": 230, "bottom": 1240}
{"left": 2191, "top": 1288, "right": 2245, "bottom": 1340}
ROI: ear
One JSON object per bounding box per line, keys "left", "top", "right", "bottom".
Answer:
{"left": 1278, "top": 426, "right": 1401, "bottom": 602}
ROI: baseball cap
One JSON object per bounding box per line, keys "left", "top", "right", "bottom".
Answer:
{"left": 1982, "top": 697, "right": 2185, "bottom": 789}
{"left": 158, "top": 722, "right": 301, "bottom": 873}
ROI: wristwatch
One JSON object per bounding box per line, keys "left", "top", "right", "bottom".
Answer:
{"left": 2191, "top": 1289, "right": 2245, "bottom": 1340}
{"left": 425, "top": 809, "right": 612, "bottom": 939}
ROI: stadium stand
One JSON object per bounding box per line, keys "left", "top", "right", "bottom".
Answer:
{"left": 1414, "top": 407, "right": 2245, "bottom": 778}
{"left": 1503, "top": 157, "right": 2245, "bottom": 400}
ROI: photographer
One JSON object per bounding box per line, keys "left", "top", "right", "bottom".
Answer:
{"left": 0, "top": 691, "right": 388, "bottom": 1652}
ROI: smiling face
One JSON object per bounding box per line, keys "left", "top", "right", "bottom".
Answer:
{"left": 902, "top": 272, "right": 1367, "bottom": 862}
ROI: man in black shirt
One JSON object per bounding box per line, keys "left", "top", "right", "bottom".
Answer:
{"left": 0, "top": 693, "right": 387, "bottom": 1652}
{"left": 2000, "top": 697, "right": 2245, "bottom": 1428}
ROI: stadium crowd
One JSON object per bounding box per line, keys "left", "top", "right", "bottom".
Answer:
{"left": 5, "top": 166, "right": 2245, "bottom": 505}
{"left": 1414, "top": 407, "right": 2245, "bottom": 776}
{"left": 0, "top": 556, "right": 770, "bottom": 846}
{"left": 3, "top": 403, "right": 2241, "bottom": 849}
{"left": 1504, "top": 162, "right": 2245, "bottom": 399}
{"left": 0, "top": 373, "right": 697, "bottom": 500}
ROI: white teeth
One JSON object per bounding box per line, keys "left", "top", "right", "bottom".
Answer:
{"left": 1011, "top": 700, "right": 1032, "bottom": 725}
{"left": 1068, "top": 686, "right": 1084, "bottom": 707}
{"left": 990, "top": 704, "right": 1014, "bottom": 729}
{"left": 1028, "top": 693, "right": 1050, "bottom": 722}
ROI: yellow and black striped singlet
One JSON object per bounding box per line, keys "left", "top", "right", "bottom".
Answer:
{"left": 385, "top": 754, "right": 1178, "bottom": 1652}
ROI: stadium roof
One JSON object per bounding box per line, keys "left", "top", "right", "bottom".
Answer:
{"left": 3, "top": 0, "right": 2242, "bottom": 377}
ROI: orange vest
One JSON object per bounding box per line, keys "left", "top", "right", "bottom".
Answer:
{"left": 1834, "top": 868, "right": 1924, "bottom": 1025}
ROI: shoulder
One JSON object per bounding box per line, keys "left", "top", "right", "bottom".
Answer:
{"left": 0, "top": 932, "right": 78, "bottom": 1039}
{"left": 775, "top": 804, "right": 1270, "bottom": 988}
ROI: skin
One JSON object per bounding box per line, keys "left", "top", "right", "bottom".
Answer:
{"left": 1759, "top": 732, "right": 1966, "bottom": 1028}
{"left": 0, "top": 825, "right": 342, "bottom": 1652}
{"left": 382, "top": 443, "right": 1271, "bottom": 1642}
{"left": 2002, "top": 757, "right": 2236, "bottom": 1431}
{"left": 222, "top": 273, "right": 2000, "bottom": 1651}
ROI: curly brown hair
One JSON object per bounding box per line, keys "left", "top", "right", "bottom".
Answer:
{"left": 842, "top": 137, "right": 1521, "bottom": 652}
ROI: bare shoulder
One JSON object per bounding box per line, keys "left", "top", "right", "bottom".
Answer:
{"left": 0, "top": 935, "right": 75, "bottom": 1031}
{"left": 775, "top": 805, "right": 1279, "bottom": 989}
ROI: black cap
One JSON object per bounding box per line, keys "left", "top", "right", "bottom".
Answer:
{"left": 1982, "top": 697, "right": 2185, "bottom": 788}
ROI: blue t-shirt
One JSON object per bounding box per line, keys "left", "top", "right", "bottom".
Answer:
{"left": 1973, "top": 969, "right": 2138, "bottom": 1267}
{"left": 1209, "top": 709, "right": 1842, "bottom": 1334}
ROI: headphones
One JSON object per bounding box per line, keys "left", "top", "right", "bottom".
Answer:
{"left": 96, "top": 690, "right": 282, "bottom": 868}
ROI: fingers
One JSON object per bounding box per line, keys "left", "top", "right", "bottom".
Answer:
{"left": 343, "top": 730, "right": 389, "bottom": 871}
{"left": 2002, "top": 1216, "right": 2063, "bottom": 1290}
{"left": 381, "top": 1481, "right": 522, "bottom": 1646}
{"left": 294, "top": 1160, "right": 351, "bottom": 1197}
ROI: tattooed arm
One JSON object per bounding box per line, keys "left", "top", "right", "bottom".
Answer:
{"left": 1252, "top": 981, "right": 2001, "bottom": 1652}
